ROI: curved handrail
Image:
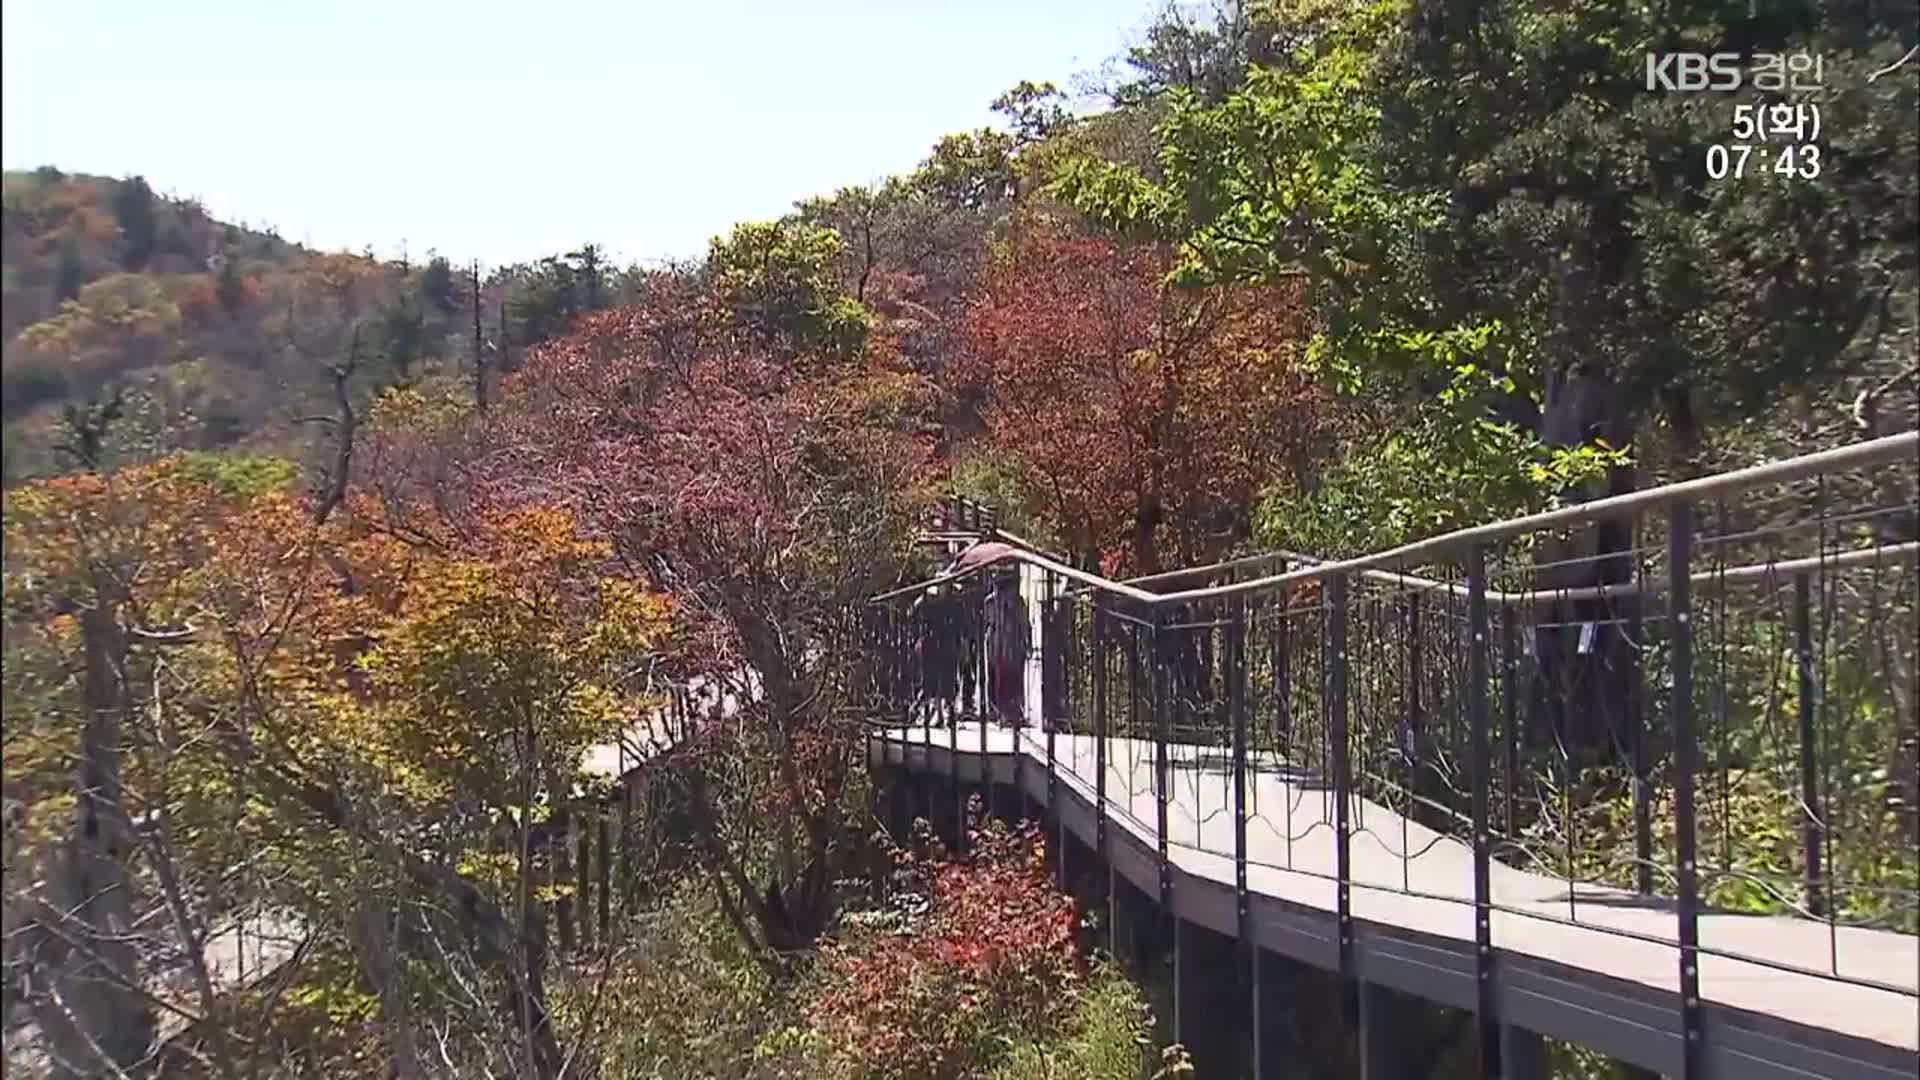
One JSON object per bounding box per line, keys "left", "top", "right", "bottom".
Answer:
{"left": 871, "top": 430, "right": 1918, "bottom": 607}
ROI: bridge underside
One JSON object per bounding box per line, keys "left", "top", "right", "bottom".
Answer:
{"left": 869, "top": 726, "right": 1919, "bottom": 1080}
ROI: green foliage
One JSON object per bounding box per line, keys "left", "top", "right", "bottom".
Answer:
{"left": 1256, "top": 409, "right": 1625, "bottom": 557}
{"left": 707, "top": 219, "right": 869, "bottom": 361}
{"left": 501, "top": 246, "right": 617, "bottom": 348}
{"left": 419, "top": 254, "right": 457, "bottom": 314}
{"left": 166, "top": 450, "right": 300, "bottom": 499}
{"left": 109, "top": 175, "right": 157, "bottom": 270}
{"left": 985, "top": 964, "right": 1159, "bottom": 1080}
{"left": 551, "top": 881, "right": 785, "bottom": 1079}
{"left": 947, "top": 449, "right": 1063, "bottom": 553}
{"left": 913, "top": 130, "right": 1020, "bottom": 211}
{"left": 990, "top": 80, "right": 1071, "bottom": 144}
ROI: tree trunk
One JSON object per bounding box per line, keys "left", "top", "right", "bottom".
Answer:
{"left": 348, "top": 898, "right": 428, "bottom": 1080}
{"left": 32, "top": 604, "right": 156, "bottom": 1077}
{"left": 1532, "top": 366, "right": 1638, "bottom": 754}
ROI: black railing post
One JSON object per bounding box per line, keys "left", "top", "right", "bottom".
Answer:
{"left": 1794, "top": 571, "right": 1825, "bottom": 917}
{"left": 1407, "top": 590, "right": 1424, "bottom": 781}
{"left": 1328, "top": 572, "right": 1354, "bottom": 1017}
{"left": 1093, "top": 593, "right": 1111, "bottom": 946}
{"left": 953, "top": 594, "right": 969, "bottom": 850}
{"left": 1044, "top": 578, "right": 1062, "bottom": 891}
{"left": 1630, "top": 598, "right": 1652, "bottom": 897}
{"left": 1501, "top": 608, "right": 1519, "bottom": 840}
{"left": 1469, "top": 544, "right": 1501, "bottom": 1077}
{"left": 1152, "top": 610, "right": 1177, "bottom": 1040}
{"left": 981, "top": 586, "right": 993, "bottom": 804}
{"left": 1017, "top": 581, "right": 1029, "bottom": 823}
{"left": 1051, "top": 574, "right": 1067, "bottom": 893}
{"left": 1669, "top": 501, "right": 1702, "bottom": 1080}
{"left": 1229, "top": 596, "right": 1256, "bottom": 1076}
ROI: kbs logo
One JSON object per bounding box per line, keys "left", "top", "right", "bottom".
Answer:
{"left": 1646, "top": 52, "right": 1744, "bottom": 91}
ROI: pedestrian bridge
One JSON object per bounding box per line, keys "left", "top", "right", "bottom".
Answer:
{"left": 860, "top": 432, "right": 1919, "bottom": 1080}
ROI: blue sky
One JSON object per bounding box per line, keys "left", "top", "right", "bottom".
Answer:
{"left": 3, "top": 0, "right": 1150, "bottom": 268}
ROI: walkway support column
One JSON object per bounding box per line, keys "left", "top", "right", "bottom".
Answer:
{"left": 1500, "top": 1024, "right": 1548, "bottom": 1080}
{"left": 1359, "top": 980, "right": 1409, "bottom": 1080}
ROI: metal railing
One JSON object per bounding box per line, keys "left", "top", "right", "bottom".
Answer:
{"left": 861, "top": 430, "right": 1919, "bottom": 1074}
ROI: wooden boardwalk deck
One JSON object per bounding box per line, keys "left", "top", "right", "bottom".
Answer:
{"left": 873, "top": 723, "right": 1919, "bottom": 1077}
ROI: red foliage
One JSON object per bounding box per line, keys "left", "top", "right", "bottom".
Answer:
{"left": 483, "top": 277, "right": 936, "bottom": 955}
{"left": 957, "top": 223, "right": 1333, "bottom": 572}
{"left": 807, "top": 811, "right": 1081, "bottom": 1079}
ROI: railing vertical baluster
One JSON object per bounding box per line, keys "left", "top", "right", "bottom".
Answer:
{"left": 1328, "top": 572, "right": 1353, "bottom": 1016}
{"left": 1016, "top": 570, "right": 1029, "bottom": 824}
{"left": 1229, "top": 595, "right": 1255, "bottom": 1077}
{"left": 1042, "top": 574, "right": 1059, "bottom": 806}
{"left": 1093, "top": 593, "right": 1110, "bottom": 947}
{"left": 1794, "top": 571, "right": 1824, "bottom": 917}
{"left": 1405, "top": 590, "right": 1422, "bottom": 893}
{"left": 1469, "top": 544, "right": 1500, "bottom": 1077}
{"left": 1501, "top": 606, "right": 1519, "bottom": 841}
{"left": 1050, "top": 573, "right": 1066, "bottom": 893}
{"left": 981, "top": 580, "right": 992, "bottom": 806}
{"left": 952, "top": 594, "right": 966, "bottom": 850}
{"left": 1631, "top": 594, "right": 1652, "bottom": 897}
{"left": 1670, "top": 501, "right": 1702, "bottom": 1080}
{"left": 1152, "top": 610, "right": 1176, "bottom": 1039}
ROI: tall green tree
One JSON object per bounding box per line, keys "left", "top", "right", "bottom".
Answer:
{"left": 109, "top": 175, "right": 157, "bottom": 271}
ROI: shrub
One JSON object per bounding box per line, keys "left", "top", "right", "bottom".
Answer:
{"left": 551, "top": 880, "right": 786, "bottom": 1080}
{"left": 988, "top": 962, "right": 1157, "bottom": 1080}
{"left": 804, "top": 810, "right": 1081, "bottom": 1080}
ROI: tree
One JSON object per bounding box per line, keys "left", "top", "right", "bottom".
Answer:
{"left": 53, "top": 234, "right": 87, "bottom": 302}
{"left": 565, "top": 244, "right": 608, "bottom": 312}
{"left": 504, "top": 256, "right": 581, "bottom": 347}
{"left": 705, "top": 220, "right": 869, "bottom": 364}
{"left": 380, "top": 293, "right": 427, "bottom": 381}
{"left": 1102, "top": 0, "right": 1261, "bottom": 107}
{"left": 3, "top": 443, "right": 672, "bottom": 1078}
{"left": 421, "top": 254, "right": 458, "bottom": 315}
{"left": 109, "top": 175, "right": 157, "bottom": 271}
{"left": 1057, "top": 0, "right": 1915, "bottom": 752}
{"left": 500, "top": 299, "right": 929, "bottom": 967}
{"left": 957, "top": 224, "right": 1329, "bottom": 573}
{"left": 215, "top": 250, "right": 248, "bottom": 313}
{"left": 1058, "top": 0, "right": 1918, "bottom": 462}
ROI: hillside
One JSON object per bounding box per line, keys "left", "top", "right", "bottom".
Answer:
{"left": 0, "top": 169, "right": 626, "bottom": 485}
